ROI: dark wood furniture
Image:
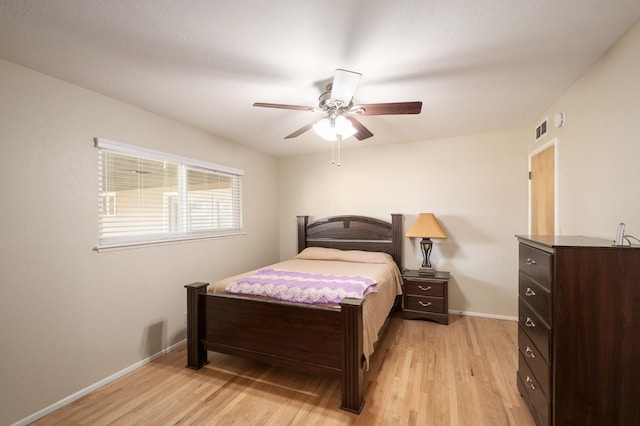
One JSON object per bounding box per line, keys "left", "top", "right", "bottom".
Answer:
{"left": 401, "top": 270, "right": 449, "bottom": 325}
{"left": 186, "top": 214, "right": 403, "bottom": 414}
{"left": 516, "top": 235, "right": 640, "bottom": 426}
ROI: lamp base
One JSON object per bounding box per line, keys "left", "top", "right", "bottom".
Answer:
{"left": 418, "top": 267, "right": 436, "bottom": 276}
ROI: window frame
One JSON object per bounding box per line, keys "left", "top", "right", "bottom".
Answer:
{"left": 94, "top": 137, "right": 244, "bottom": 251}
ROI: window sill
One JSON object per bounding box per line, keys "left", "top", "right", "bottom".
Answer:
{"left": 93, "top": 232, "right": 246, "bottom": 252}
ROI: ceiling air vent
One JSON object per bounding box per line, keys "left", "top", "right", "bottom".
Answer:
{"left": 535, "top": 118, "right": 548, "bottom": 141}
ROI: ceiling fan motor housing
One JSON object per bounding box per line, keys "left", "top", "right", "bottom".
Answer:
{"left": 318, "top": 83, "right": 352, "bottom": 112}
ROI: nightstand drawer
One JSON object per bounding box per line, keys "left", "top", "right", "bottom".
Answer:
{"left": 405, "top": 295, "right": 444, "bottom": 313}
{"left": 404, "top": 280, "right": 445, "bottom": 297}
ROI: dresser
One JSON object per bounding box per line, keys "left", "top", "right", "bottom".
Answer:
{"left": 516, "top": 235, "right": 640, "bottom": 426}
{"left": 401, "top": 270, "right": 449, "bottom": 324}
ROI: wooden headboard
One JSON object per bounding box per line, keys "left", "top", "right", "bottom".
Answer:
{"left": 297, "top": 214, "right": 403, "bottom": 269}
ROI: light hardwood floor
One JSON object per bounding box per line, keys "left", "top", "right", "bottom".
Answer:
{"left": 33, "top": 314, "right": 536, "bottom": 425}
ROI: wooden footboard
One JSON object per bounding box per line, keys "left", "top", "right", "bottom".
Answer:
{"left": 185, "top": 283, "right": 366, "bottom": 413}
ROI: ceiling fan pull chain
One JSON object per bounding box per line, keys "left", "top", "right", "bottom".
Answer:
{"left": 331, "top": 140, "right": 335, "bottom": 164}
{"left": 337, "top": 134, "right": 342, "bottom": 166}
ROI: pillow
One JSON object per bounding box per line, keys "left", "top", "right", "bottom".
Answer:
{"left": 295, "top": 246, "right": 394, "bottom": 264}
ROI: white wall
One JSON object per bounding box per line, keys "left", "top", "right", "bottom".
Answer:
{"left": 529, "top": 21, "right": 640, "bottom": 238}
{"left": 0, "top": 59, "right": 279, "bottom": 425}
{"left": 278, "top": 130, "right": 529, "bottom": 320}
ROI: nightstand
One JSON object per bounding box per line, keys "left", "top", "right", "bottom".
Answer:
{"left": 401, "top": 270, "right": 450, "bottom": 325}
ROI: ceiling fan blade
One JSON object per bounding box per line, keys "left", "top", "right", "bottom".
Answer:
{"left": 253, "top": 102, "right": 316, "bottom": 112}
{"left": 345, "top": 116, "right": 374, "bottom": 141}
{"left": 330, "top": 69, "right": 362, "bottom": 104}
{"left": 354, "top": 101, "right": 422, "bottom": 115}
{"left": 284, "top": 120, "right": 319, "bottom": 139}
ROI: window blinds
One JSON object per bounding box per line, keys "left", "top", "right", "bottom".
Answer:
{"left": 95, "top": 138, "right": 243, "bottom": 250}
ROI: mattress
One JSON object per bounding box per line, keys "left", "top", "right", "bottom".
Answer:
{"left": 208, "top": 247, "right": 403, "bottom": 365}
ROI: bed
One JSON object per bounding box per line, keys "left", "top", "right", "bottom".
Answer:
{"left": 184, "top": 214, "right": 403, "bottom": 413}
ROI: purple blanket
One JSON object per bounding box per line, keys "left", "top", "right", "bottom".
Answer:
{"left": 225, "top": 268, "right": 378, "bottom": 304}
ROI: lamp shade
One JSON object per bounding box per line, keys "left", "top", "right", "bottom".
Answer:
{"left": 405, "top": 213, "right": 447, "bottom": 239}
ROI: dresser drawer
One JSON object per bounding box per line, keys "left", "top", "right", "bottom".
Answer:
{"left": 518, "top": 325, "right": 550, "bottom": 399}
{"left": 404, "top": 279, "right": 445, "bottom": 297}
{"left": 519, "top": 297, "right": 551, "bottom": 363}
{"left": 519, "top": 272, "right": 551, "bottom": 326}
{"left": 404, "top": 295, "right": 444, "bottom": 313}
{"left": 518, "top": 353, "right": 550, "bottom": 426}
{"left": 519, "top": 244, "right": 552, "bottom": 288}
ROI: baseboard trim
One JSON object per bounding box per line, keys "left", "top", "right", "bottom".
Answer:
{"left": 450, "top": 310, "right": 518, "bottom": 322}
{"left": 12, "top": 339, "right": 186, "bottom": 426}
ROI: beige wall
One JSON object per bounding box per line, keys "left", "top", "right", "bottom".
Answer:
{"left": 0, "top": 59, "right": 279, "bottom": 425}
{"left": 529, "top": 21, "right": 640, "bottom": 238}
{"left": 278, "top": 130, "right": 529, "bottom": 319}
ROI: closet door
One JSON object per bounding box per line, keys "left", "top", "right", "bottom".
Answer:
{"left": 530, "top": 143, "right": 555, "bottom": 235}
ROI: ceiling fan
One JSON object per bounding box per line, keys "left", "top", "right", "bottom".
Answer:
{"left": 253, "top": 69, "right": 422, "bottom": 142}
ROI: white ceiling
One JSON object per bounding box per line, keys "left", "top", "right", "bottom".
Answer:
{"left": 2, "top": 1, "right": 640, "bottom": 157}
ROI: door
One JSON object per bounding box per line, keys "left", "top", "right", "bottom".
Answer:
{"left": 530, "top": 144, "right": 555, "bottom": 234}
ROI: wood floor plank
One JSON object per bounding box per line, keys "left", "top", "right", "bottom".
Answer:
{"left": 32, "top": 314, "right": 536, "bottom": 426}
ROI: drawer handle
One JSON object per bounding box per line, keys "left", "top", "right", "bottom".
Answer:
{"left": 525, "top": 346, "right": 536, "bottom": 358}
{"left": 418, "top": 285, "right": 432, "bottom": 292}
{"left": 418, "top": 301, "right": 432, "bottom": 307}
{"left": 525, "top": 257, "right": 537, "bottom": 265}
{"left": 525, "top": 376, "right": 536, "bottom": 390}
{"left": 525, "top": 288, "right": 536, "bottom": 296}
{"left": 525, "top": 317, "right": 536, "bottom": 327}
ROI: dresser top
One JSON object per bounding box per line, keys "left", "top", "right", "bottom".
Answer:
{"left": 516, "top": 235, "right": 637, "bottom": 248}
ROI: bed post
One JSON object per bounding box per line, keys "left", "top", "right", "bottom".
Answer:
{"left": 297, "top": 215, "right": 309, "bottom": 253}
{"left": 340, "top": 297, "right": 365, "bottom": 414}
{"left": 185, "top": 282, "right": 209, "bottom": 369}
{"left": 391, "top": 213, "right": 403, "bottom": 268}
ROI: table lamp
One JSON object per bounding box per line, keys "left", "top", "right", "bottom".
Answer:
{"left": 405, "top": 213, "right": 447, "bottom": 275}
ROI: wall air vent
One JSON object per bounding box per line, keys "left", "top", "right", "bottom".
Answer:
{"left": 535, "top": 118, "right": 548, "bottom": 141}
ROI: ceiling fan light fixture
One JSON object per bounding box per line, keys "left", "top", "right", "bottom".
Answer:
{"left": 334, "top": 115, "right": 356, "bottom": 137}
{"left": 313, "top": 116, "right": 357, "bottom": 141}
{"left": 312, "top": 118, "right": 334, "bottom": 141}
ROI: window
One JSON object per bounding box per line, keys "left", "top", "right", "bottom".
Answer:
{"left": 95, "top": 138, "right": 243, "bottom": 250}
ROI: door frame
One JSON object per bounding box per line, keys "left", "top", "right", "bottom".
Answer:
{"left": 528, "top": 137, "right": 558, "bottom": 234}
